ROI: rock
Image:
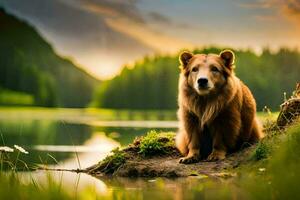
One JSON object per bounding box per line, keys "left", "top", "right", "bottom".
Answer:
{"left": 277, "top": 83, "right": 300, "bottom": 128}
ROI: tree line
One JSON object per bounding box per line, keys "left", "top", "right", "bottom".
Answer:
{"left": 93, "top": 47, "right": 300, "bottom": 111}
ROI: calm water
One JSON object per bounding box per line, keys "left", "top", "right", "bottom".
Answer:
{"left": 0, "top": 108, "right": 274, "bottom": 199}
{"left": 0, "top": 108, "right": 177, "bottom": 168}
{"left": 2, "top": 108, "right": 214, "bottom": 199}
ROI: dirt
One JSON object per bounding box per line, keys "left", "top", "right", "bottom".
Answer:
{"left": 86, "top": 143, "right": 256, "bottom": 178}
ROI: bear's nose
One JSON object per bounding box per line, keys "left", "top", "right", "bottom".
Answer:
{"left": 197, "top": 78, "right": 208, "bottom": 88}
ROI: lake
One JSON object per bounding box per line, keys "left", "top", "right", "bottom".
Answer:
{"left": 0, "top": 108, "right": 198, "bottom": 199}
{"left": 0, "top": 108, "right": 276, "bottom": 199}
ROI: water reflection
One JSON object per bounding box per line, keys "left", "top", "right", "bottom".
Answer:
{"left": 53, "top": 133, "right": 120, "bottom": 169}
{"left": 0, "top": 120, "right": 92, "bottom": 165}
{"left": 19, "top": 171, "right": 236, "bottom": 200}
{"left": 0, "top": 108, "right": 186, "bottom": 199}
{"left": 86, "top": 120, "right": 178, "bottom": 128}
{"left": 19, "top": 171, "right": 109, "bottom": 196}
{"left": 0, "top": 108, "right": 177, "bottom": 167}
{"left": 0, "top": 109, "right": 276, "bottom": 199}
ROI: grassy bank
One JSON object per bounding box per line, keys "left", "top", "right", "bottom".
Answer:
{"left": 0, "top": 106, "right": 177, "bottom": 121}
{"left": 0, "top": 106, "right": 278, "bottom": 123}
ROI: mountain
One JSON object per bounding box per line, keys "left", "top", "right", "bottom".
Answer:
{"left": 0, "top": 0, "right": 155, "bottom": 79}
{"left": 0, "top": 8, "right": 99, "bottom": 107}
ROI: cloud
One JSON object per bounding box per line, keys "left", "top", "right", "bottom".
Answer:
{"left": 147, "top": 11, "right": 172, "bottom": 24}
{"left": 239, "top": 0, "right": 300, "bottom": 18}
{"left": 238, "top": 0, "right": 273, "bottom": 9}
{"left": 285, "top": 0, "right": 300, "bottom": 13}
{"left": 239, "top": 0, "right": 300, "bottom": 27}
{"left": 146, "top": 11, "right": 192, "bottom": 29}
{"left": 81, "top": 0, "right": 192, "bottom": 29}
{"left": 104, "top": 17, "right": 194, "bottom": 53}
{"left": 281, "top": 0, "right": 300, "bottom": 17}
{"left": 78, "top": 0, "right": 193, "bottom": 52}
{"left": 81, "top": 2, "right": 120, "bottom": 17}
{"left": 273, "top": 0, "right": 300, "bottom": 26}
{"left": 80, "top": 0, "right": 144, "bottom": 23}
{"left": 254, "top": 14, "right": 277, "bottom": 21}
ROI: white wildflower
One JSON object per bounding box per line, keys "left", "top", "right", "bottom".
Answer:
{"left": 0, "top": 146, "right": 14, "bottom": 152}
{"left": 14, "top": 145, "right": 29, "bottom": 154}
{"left": 258, "top": 168, "right": 266, "bottom": 172}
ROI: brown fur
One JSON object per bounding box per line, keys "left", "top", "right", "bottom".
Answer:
{"left": 176, "top": 50, "right": 264, "bottom": 163}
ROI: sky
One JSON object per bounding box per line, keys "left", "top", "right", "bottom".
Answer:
{"left": 0, "top": 0, "right": 299, "bottom": 79}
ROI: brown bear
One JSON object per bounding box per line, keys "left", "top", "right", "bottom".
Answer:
{"left": 176, "top": 49, "right": 264, "bottom": 164}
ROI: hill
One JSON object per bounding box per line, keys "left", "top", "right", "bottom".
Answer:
{"left": 0, "top": 8, "right": 99, "bottom": 107}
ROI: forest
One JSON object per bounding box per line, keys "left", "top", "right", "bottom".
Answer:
{"left": 0, "top": 8, "right": 98, "bottom": 107}
{"left": 93, "top": 47, "right": 300, "bottom": 111}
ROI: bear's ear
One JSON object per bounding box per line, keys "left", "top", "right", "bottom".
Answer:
{"left": 179, "top": 51, "right": 193, "bottom": 69}
{"left": 219, "top": 50, "right": 235, "bottom": 69}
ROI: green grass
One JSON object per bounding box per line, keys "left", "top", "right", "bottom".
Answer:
{"left": 0, "top": 145, "right": 69, "bottom": 199}
{"left": 237, "top": 122, "right": 300, "bottom": 199}
{"left": 0, "top": 172, "right": 69, "bottom": 200}
{"left": 0, "top": 88, "right": 34, "bottom": 106}
{"left": 95, "top": 147, "right": 126, "bottom": 174}
{"left": 257, "top": 111, "right": 279, "bottom": 126}
{"left": 138, "top": 131, "right": 175, "bottom": 156}
{"left": 251, "top": 141, "right": 271, "bottom": 161}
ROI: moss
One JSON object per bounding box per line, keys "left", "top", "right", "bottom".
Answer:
{"left": 94, "top": 147, "right": 126, "bottom": 174}
{"left": 251, "top": 141, "right": 270, "bottom": 161}
{"left": 88, "top": 131, "right": 177, "bottom": 175}
{"left": 138, "top": 131, "right": 176, "bottom": 156}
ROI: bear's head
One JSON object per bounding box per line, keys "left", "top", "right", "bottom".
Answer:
{"left": 179, "top": 49, "right": 235, "bottom": 96}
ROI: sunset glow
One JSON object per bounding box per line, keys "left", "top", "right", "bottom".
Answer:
{"left": 1, "top": 0, "right": 300, "bottom": 79}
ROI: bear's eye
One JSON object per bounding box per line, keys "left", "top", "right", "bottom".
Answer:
{"left": 192, "top": 67, "right": 198, "bottom": 72}
{"left": 211, "top": 66, "right": 219, "bottom": 73}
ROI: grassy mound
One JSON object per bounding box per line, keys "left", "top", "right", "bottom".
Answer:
{"left": 87, "top": 131, "right": 178, "bottom": 175}
{"left": 138, "top": 131, "right": 176, "bottom": 156}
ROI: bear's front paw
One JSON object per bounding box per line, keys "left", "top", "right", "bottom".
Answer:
{"left": 179, "top": 155, "right": 200, "bottom": 164}
{"left": 206, "top": 150, "right": 226, "bottom": 161}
